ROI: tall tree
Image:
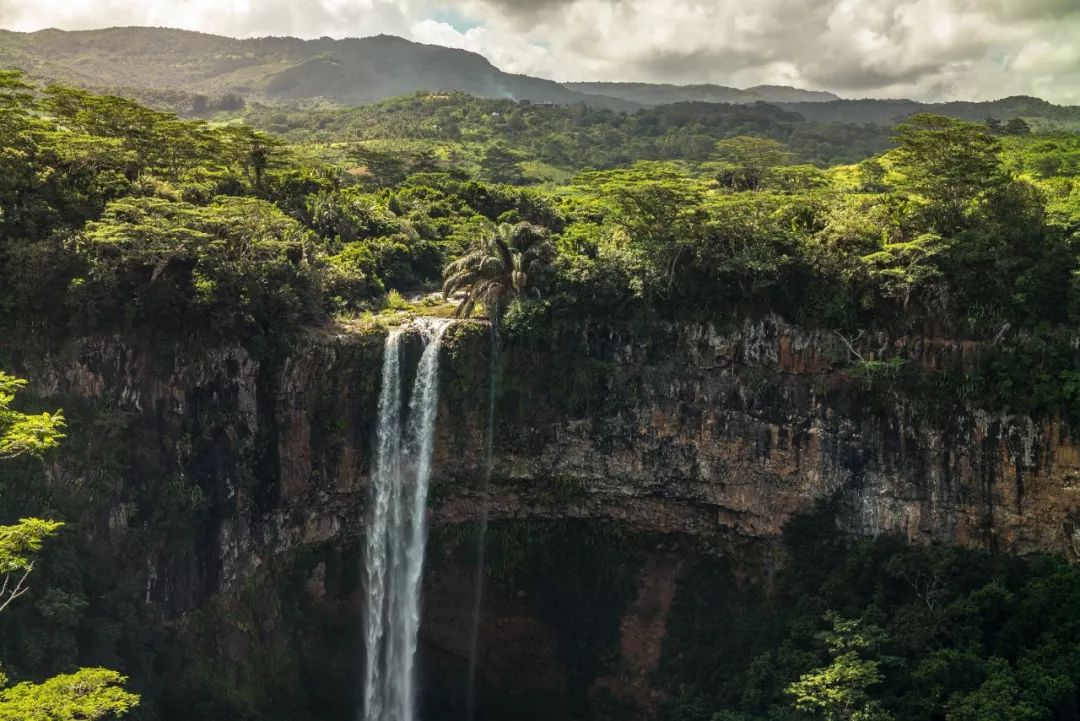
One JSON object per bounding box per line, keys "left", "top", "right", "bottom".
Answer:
{"left": 787, "top": 615, "right": 893, "bottom": 721}
{"left": 583, "top": 163, "right": 708, "bottom": 292}
{"left": 1003, "top": 118, "right": 1032, "bottom": 136}
{"left": 442, "top": 222, "right": 554, "bottom": 319}
{"left": 348, "top": 145, "right": 408, "bottom": 188}
{"left": 711, "top": 136, "right": 792, "bottom": 191}
{"left": 479, "top": 143, "right": 526, "bottom": 185}
{"left": 0, "top": 668, "right": 139, "bottom": 720}
{"left": 890, "top": 114, "right": 1005, "bottom": 233}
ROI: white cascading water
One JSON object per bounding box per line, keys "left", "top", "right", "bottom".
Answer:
{"left": 363, "top": 318, "right": 450, "bottom": 721}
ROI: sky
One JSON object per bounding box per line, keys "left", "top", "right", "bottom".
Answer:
{"left": 1, "top": 0, "right": 1079, "bottom": 103}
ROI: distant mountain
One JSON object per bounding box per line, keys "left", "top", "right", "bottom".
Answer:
{"left": 1, "top": 26, "right": 1076, "bottom": 130}
{"left": 777, "top": 96, "right": 1080, "bottom": 129}
{"left": 566, "top": 81, "right": 839, "bottom": 106}
{"left": 0, "top": 27, "right": 639, "bottom": 111}
{"left": 566, "top": 82, "right": 759, "bottom": 105}
{"left": 747, "top": 85, "right": 840, "bottom": 103}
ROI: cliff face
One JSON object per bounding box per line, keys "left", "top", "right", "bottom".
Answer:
{"left": 19, "top": 316, "right": 1080, "bottom": 599}
{"left": 438, "top": 316, "right": 1080, "bottom": 557}
{"left": 12, "top": 314, "right": 1080, "bottom": 717}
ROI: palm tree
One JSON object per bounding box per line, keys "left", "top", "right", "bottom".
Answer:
{"left": 442, "top": 222, "right": 554, "bottom": 320}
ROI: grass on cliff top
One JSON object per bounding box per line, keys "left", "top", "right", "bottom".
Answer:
{"left": 333, "top": 289, "right": 482, "bottom": 335}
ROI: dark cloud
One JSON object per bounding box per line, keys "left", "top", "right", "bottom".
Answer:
{"left": 988, "top": 0, "right": 1080, "bottom": 22}
{"left": 475, "top": 0, "right": 584, "bottom": 13}
{"left": 805, "top": 59, "right": 959, "bottom": 93}
{"left": 628, "top": 46, "right": 779, "bottom": 83}
{"left": 466, "top": 0, "right": 626, "bottom": 32}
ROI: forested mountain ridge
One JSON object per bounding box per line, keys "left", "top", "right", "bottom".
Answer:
{"left": 775, "top": 95, "right": 1080, "bottom": 129}
{"left": 0, "top": 27, "right": 639, "bottom": 110}
{"left": 566, "top": 81, "right": 840, "bottom": 106}
{"left": 240, "top": 92, "right": 892, "bottom": 172}
{"left": 0, "top": 27, "right": 839, "bottom": 112}
{"left": 238, "top": 91, "right": 1080, "bottom": 182}
{"left": 565, "top": 87, "right": 1080, "bottom": 130}
{"left": 3, "top": 25, "right": 1079, "bottom": 141}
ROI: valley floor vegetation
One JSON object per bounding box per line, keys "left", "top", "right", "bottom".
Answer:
{"left": 2, "top": 67, "right": 1080, "bottom": 720}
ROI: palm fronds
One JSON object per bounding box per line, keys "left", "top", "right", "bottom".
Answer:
{"left": 442, "top": 222, "right": 554, "bottom": 319}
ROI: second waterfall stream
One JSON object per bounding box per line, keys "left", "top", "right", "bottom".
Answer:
{"left": 363, "top": 318, "right": 450, "bottom": 721}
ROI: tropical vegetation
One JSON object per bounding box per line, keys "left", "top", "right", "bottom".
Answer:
{"left": 0, "top": 372, "right": 137, "bottom": 719}
{"left": 2, "top": 65, "right": 1080, "bottom": 720}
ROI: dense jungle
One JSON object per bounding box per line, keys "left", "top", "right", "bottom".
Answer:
{"left": 1, "top": 21, "right": 1080, "bottom": 720}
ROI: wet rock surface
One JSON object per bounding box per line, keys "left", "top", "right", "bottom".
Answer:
{"left": 13, "top": 315, "right": 1080, "bottom": 718}
{"left": 18, "top": 316, "right": 1080, "bottom": 606}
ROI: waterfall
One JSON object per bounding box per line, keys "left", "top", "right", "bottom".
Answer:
{"left": 363, "top": 318, "right": 450, "bottom": 721}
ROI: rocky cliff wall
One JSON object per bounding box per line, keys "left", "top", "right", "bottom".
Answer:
{"left": 10, "top": 314, "right": 1080, "bottom": 718}
{"left": 18, "top": 315, "right": 1080, "bottom": 607}
{"left": 454, "top": 316, "right": 1080, "bottom": 558}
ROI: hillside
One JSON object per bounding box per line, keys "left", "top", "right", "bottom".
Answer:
{"left": 0, "top": 26, "right": 836, "bottom": 114}
{"left": 777, "top": 95, "right": 1080, "bottom": 130}
{"left": 566, "top": 83, "right": 1080, "bottom": 130}
{"left": 3, "top": 26, "right": 1079, "bottom": 134}
{"left": 240, "top": 93, "right": 892, "bottom": 171}
{"left": 566, "top": 81, "right": 839, "bottom": 105}
{"left": 0, "top": 26, "right": 639, "bottom": 110}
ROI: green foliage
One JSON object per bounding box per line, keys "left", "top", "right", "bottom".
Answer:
{"left": 73, "top": 195, "right": 325, "bottom": 339}
{"left": 0, "top": 519, "right": 63, "bottom": 576}
{"left": 963, "top": 329, "right": 1080, "bottom": 417}
{"left": 0, "top": 372, "right": 138, "bottom": 718}
{"left": 0, "top": 516, "right": 64, "bottom": 617}
{"left": 479, "top": 143, "right": 527, "bottom": 185}
{"left": 0, "top": 71, "right": 334, "bottom": 345}
{"left": 3, "top": 70, "right": 1076, "bottom": 389}
{"left": 890, "top": 114, "right": 1006, "bottom": 233}
{"left": 499, "top": 298, "right": 552, "bottom": 340}
{"left": 944, "top": 658, "right": 1043, "bottom": 721}
{"left": 0, "top": 667, "right": 138, "bottom": 720}
{"left": 859, "top": 233, "right": 947, "bottom": 309}
{"left": 443, "top": 222, "right": 555, "bottom": 319}
{"left": 242, "top": 92, "right": 892, "bottom": 173}
{"left": 712, "top": 136, "right": 793, "bottom": 191}
{"left": 786, "top": 615, "right": 893, "bottom": 721}
{"left": 0, "top": 374, "right": 65, "bottom": 460}
{"left": 659, "top": 523, "right": 1080, "bottom": 721}
{"left": 347, "top": 145, "right": 410, "bottom": 188}
{"left": 326, "top": 241, "right": 384, "bottom": 307}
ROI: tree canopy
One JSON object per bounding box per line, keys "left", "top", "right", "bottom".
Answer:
{"left": 0, "top": 372, "right": 137, "bottom": 718}
{"left": 2, "top": 67, "right": 1080, "bottom": 721}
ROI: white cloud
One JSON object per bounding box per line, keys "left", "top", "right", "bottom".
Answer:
{"left": 409, "top": 18, "right": 552, "bottom": 75}
{"left": 1, "top": 0, "right": 1078, "bottom": 103}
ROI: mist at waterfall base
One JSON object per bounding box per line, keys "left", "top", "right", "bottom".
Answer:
{"left": 362, "top": 319, "right": 449, "bottom": 721}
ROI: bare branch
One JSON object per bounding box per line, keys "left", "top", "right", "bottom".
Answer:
{"left": 833, "top": 329, "right": 866, "bottom": 362}
{"left": 0, "top": 564, "right": 33, "bottom": 615}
